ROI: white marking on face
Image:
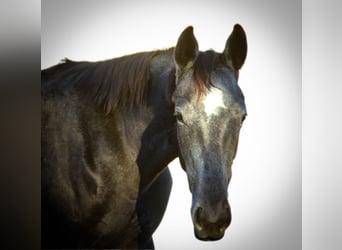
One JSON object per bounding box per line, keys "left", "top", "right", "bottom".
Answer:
{"left": 203, "top": 88, "right": 226, "bottom": 117}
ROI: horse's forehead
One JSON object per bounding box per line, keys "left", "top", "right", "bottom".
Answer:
{"left": 210, "top": 70, "right": 246, "bottom": 114}
{"left": 202, "top": 88, "right": 226, "bottom": 117}
{"left": 200, "top": 86, "right": 245, "bottom": 119}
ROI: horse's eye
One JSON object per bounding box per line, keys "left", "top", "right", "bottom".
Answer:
{"left": 174, "top": 111, "right": 185, "bottom": 124}
{"left": 241, "top": 114, "right": 247, "bottom": 124}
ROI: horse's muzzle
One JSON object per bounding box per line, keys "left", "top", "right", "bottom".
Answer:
{"left": 192, "top": 200, "right": 231, "bottom": 241}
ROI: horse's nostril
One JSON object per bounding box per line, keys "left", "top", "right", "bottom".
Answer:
{"left": 194, "top": 206, "right": 203, "bottom": 231}
{"left": 223, "top": 206, "right": 232, "bottom": 228}
{"left": 222, "top": 199, "right": 230, "bottom": 210}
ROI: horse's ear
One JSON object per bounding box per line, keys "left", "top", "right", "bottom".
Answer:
{"left": 174, "top": 26, "right": 199, "bottom": 69}
{"left": 223, "top": 24, "right": 247, "bottom": 70}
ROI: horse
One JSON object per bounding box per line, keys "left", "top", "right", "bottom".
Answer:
{"left": 41, "top": 24, "right": 247, "bottom": 249}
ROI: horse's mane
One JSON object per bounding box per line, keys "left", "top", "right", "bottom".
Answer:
{"left": 42, "top": 48, "right": 220, "bottom": 114}
{"left": 42, "top": 50, "right": 171, "bottom": 114}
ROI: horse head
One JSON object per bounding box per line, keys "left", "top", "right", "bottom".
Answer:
{"left": 172, "top": 24, "right": 247, "bottom": 240}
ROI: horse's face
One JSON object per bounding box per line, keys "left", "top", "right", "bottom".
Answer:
{"left": 173, "top": 25, "right": 247, "bottom": 241}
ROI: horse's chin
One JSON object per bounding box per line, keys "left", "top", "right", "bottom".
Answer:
{"left": 194, "top": 228, "right": 225, "bottom": 241}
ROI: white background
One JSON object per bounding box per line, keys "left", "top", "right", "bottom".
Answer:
{"left": 42, "top": 0, "right": 301, "bottom": 249}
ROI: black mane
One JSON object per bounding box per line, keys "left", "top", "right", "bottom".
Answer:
{"left": 42, "top": 51, "right": 161, "bottom": 114}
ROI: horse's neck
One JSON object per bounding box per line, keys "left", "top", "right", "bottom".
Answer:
{"left": 136, "top": 51, "right": 178, "bottom": 192}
